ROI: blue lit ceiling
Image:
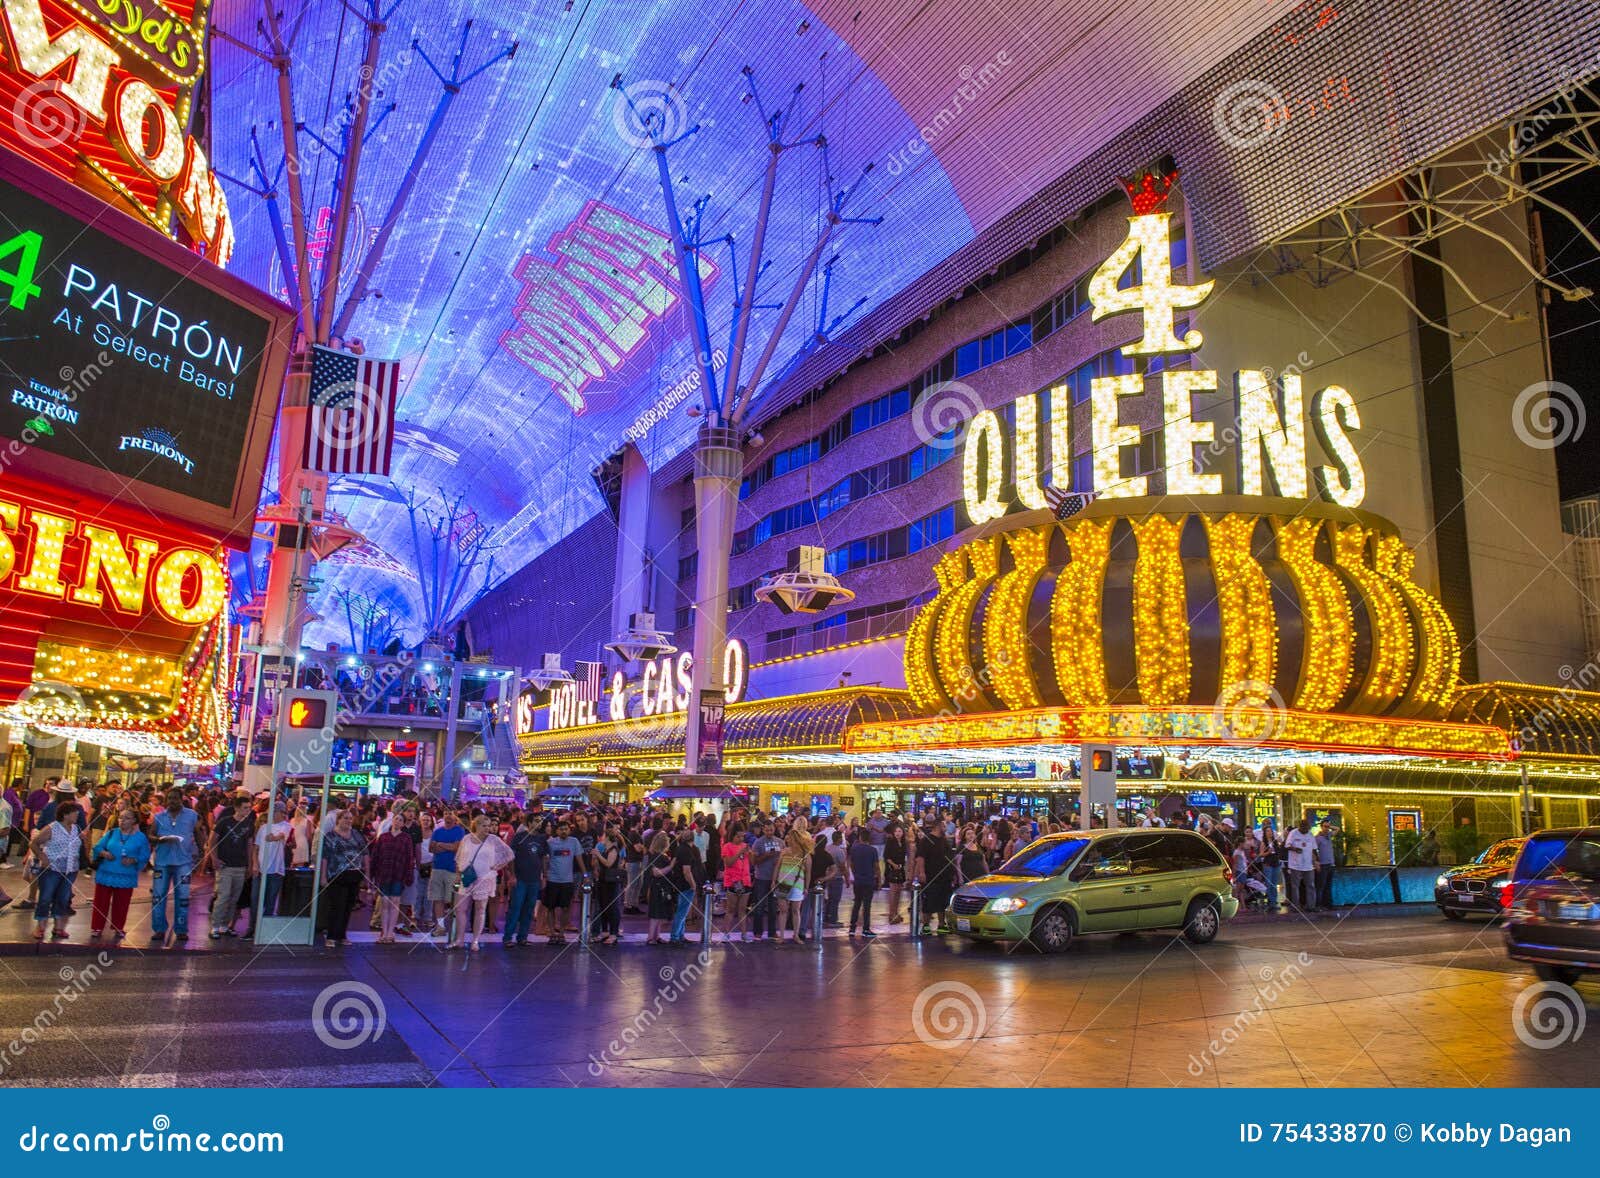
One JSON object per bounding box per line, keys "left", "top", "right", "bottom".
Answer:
{"left": 210, "top": 0, "right": 1281, "bottom": 644}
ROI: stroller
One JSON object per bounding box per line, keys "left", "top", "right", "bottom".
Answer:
{"left": 1236, "top": 863, "right": 1271, "bottom": 910}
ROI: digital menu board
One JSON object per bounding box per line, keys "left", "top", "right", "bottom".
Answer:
{"left": 0, "top": 151, "right": 292, "bottom": 544}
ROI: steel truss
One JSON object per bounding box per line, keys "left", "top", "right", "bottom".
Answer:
{"left": 1253, "top": 84, "right": 1600, "bottom": 333}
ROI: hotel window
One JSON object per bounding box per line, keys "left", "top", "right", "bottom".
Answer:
{"left": 1068, "top": 348, "right": 1137, "bottom": 406}
{"left": 1071, "top": 450, "right": 1094, "bottom": 494}
{"left": 849, "top": 387, "right": 910, "bottom": 434}
{"left": 677, "top": 553, "right": 698, "bottom": 582}
{"left": 909, "top": 505, "right": 956, "bottom": 552}
{"left": 1124, "top": 430, "right": 1160, "bottom": 478}
{"left": 674, "top": 605, "right": 692, "bottom": 631}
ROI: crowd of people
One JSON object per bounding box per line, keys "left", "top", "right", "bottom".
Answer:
{"left": 0, "top": 775, "right": 1341, "bottom": 948}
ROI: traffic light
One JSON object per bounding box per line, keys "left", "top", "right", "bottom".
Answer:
{"left": 286, "top": 697, "right": 328, "bottom": 729}
{"left": 274, "top": 689, "right": 337, "bottom": 774}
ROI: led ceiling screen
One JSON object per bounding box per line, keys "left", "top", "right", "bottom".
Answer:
{"left": 208, "top": 0, "right": 1286, "bottom": 642}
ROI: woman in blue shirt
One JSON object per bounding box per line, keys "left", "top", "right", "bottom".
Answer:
{"left": 90, "top": 809, "right": 151, "bottom": 941}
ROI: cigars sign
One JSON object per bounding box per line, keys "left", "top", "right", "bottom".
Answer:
{"left": 0, "top": 0, "right": 233, "bottom": 264}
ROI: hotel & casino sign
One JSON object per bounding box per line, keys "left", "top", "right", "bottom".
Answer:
{"left": 0, "top": 0, "right": 233, "bottom": 264}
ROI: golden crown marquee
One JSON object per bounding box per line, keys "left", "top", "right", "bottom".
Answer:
{"left": 905, "top": 496, "right": 1462, "bottom": 723}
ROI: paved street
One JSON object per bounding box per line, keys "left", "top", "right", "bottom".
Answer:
{"left": 0, "top": 911, "right": 1593, "bottom": 1088}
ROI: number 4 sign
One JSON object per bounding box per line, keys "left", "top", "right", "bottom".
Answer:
{"left": 0, "top": 230, "right": 42, "bottom": 310}
{"left": 1087, "top": 171, "right": 1213, "bottom": 356}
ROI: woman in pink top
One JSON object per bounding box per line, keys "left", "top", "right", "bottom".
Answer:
{"left": 720, "top": 820, "right": 753, "bottom": 942}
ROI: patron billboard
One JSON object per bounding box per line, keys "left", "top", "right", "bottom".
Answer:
{"left": 0, "top": 152, "right": 292, "bottom": 544}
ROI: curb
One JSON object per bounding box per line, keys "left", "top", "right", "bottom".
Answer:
{"left": 0, "top": 906, "right": 1459, "bottom": 955}
{"left": 1228, "top": 902, "right": 1442, "bottom": 924}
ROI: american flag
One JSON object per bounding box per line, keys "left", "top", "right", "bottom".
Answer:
{"left": 574, "top": 660, "right": 605, "bottom": 703}
{"left": 303, "top": 345, "right": 400, "bottom": 475}
{"left": 1045, "top": 484, "right": 1091, "bottom": 521}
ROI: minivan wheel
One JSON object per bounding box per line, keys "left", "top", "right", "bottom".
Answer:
{"left": 1533, "top": 963, "right": 1583, "bottom": 986}
{"left": 1183, "top": 898, "right": 1220, "bottom": 944}
{"left": 1030, "top": 906, "right": 1075, "bottom": 954}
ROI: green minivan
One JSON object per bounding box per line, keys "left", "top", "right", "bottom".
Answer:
{"left": 949, "top": 827, "right": 1240, "bottom": 952}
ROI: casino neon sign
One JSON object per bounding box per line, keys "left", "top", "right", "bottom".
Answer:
{"left": 538, "top": 639, "right": 749, "bottom": 732}
{"left": 962, "top": 171, "right": 1365, "bottom": 525}
{"left": 0, "top": 494, "right": 227, "bottom": 626}
{"left": 0, "top": 0, "right": 233, "bottom": 265}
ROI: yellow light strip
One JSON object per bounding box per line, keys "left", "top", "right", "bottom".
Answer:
{"left": 1275, "top": 517, "right": 1353, "bottom": 710}
{"left": 1131, "top": 514, "right": 1189, "bottom": 705}
{"left": 985, "top": 527, "right": 1048, "bottom": 710}
{"left": 1051, "top": 518, "right": 1111, "bottom": 705}
{"left": 1332, "top": 524, "right": 1415, "bottom": 711}
{"left": 845, "top": 704, "right": 1511, "bottom": 760}
{"left": 1203, "top": 513, "right": 1277, "bottom": 693}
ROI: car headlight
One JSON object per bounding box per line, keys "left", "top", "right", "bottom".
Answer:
{"left": 988, "top": 897, "right": 1028, "bottom": 914}
{"left": 1490, "top": 878, "right": 1508, "bottom": 889}
{"left": 1435, "top": 874, "right": 1450, "bottom": 890}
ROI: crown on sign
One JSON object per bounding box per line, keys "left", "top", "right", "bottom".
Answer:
{"left": 1122, "top": 169, "right": 1178, "bottom": 215}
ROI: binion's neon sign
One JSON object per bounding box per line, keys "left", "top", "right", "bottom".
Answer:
{"left": 962, "top": 170, "right": 1365, "bottom": 525}
{"left": 0, "top": 0, "right": 233, "bottom": 264}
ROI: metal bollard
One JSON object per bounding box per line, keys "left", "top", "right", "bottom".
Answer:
{"left": 579, "top": 878, "right": 592, "bottom": 946}
{"left": 701, "top": 882, "right": 717, "bottom": 946}
{"left": 810, "top": 884, "right": 825, "bottom": 948}
{"left": 909, "top": 879, "right": 923, "bottom": 939}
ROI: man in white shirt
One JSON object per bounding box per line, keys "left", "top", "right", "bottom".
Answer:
{"left": 252, "top": 812, "right": 294, "bottom": 920}
{"left": 1284, "top": 817, "right": 1318, "bottom": 911}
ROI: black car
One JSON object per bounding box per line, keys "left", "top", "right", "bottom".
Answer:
{"left": 1434, "top": 837, "right": 1524, "bottom": 920}
{"left": 1504, "top": 827, "right": 1600, "bottom": 985}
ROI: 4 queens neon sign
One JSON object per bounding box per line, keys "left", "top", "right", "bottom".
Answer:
{"left": 963, "top": 174, "right": 1365, "bottom": 524}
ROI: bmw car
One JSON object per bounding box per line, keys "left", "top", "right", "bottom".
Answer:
{"left": 1434, "top": 837, "right": 1524, "bottom": 920}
